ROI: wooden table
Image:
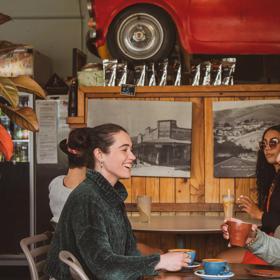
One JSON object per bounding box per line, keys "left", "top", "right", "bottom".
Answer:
{"left": 144, "top": 264, "right": 280, "bottom": 279}
{"left": 130, "top": 216, "right": 228, "bottom": 234}
{"left": 129, "top": 216, "right": 258, "bottom": 248}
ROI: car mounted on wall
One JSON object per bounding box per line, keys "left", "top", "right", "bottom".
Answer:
{"left": 86, "top": 0, "right": 280, "bottom": 62}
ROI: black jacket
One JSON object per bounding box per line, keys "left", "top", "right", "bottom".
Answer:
{"left": 262, "top": 183, "right": 280, "bottom": 233}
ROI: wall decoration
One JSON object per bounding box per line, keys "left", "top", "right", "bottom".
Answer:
{"left": 88, "top": 99, "right": 192, "bottom": 177}
{"left": 213, "top": 100, "right": 280, "bottom": 177}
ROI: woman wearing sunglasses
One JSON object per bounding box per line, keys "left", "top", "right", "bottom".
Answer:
{"left": 217, "top": 125, "right": 280, "bottom": 264}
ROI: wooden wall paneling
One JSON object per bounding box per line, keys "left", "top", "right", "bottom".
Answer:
{"left": 175, "top": 97, "right": 191, "bottom": 216}
{"left": 204, "top": 97, "right": 220, "bottom": 208}
{"left": 218, "top": 97, "right": 236, "bottom": 216}
{"left": 203, "top": 234, "right": 228, "bottom": 259}
{"left": 146, "top": 177, "right": 160, "bottom": 217}
{"left": 175, "top": 178, "right": 190, "bottom": 210}
{"left": 160, "top": 233, "right": 177, "bottom": 251}
{"left": 190, "top": 234, "right": 206, "bottom": 260}
{"left": 159, "top": 97, "right": 176, "bottom": 213}
{"left": 144, "top": 97, "right": 161, "bottom": 214}
{"left": 159, "top": 178, "right": 175, "bottom": 213}
{"left": 134, "top": 232, "right": 163, "bottom": 252}
{"left": 78, "top": 89, "right": 85, "bottom": 118}
{"left": 189, "top": 98, "right": 205, "bottom": 209}
{"left": 146, "top": 177, "right": 160, "bottom": 202}
{"left": 158, "top": 97, "right": 176, "bottom": 249}
{"left": 131, "top": 177, "right": 146, "bottom": 203}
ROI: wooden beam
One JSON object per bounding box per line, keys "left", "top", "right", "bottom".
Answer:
{"left": 125, "top": 203, "right": 224, "bottom": 212}
{"left": 81, "top": 84, "right": 280, "bottom": 98}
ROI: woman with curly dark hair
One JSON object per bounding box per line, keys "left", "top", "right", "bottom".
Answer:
{"left": 217, "top": 124, "right": 280, "bottom": 264}
{"left": 239, "top": 124, "right": 280, "bottom": 233}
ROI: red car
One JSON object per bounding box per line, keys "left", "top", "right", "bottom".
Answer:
{"left": 86, "top": 0, "right": 280, "bottom": 61}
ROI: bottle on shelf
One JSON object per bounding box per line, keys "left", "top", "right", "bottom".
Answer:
{"left": 20, "top": 144, "right": 28, "bottom": 162}
{"left": 16, "top": 126, "right": 23, "bottom": 140}
{"left": 22, "top": 129, "right": 29, "bottom": 140}
{"left": 13, "top": 143, "right": 21, "bottom": 162}
{"left": 68, "top": 78, "right": 78, "bottom": 117}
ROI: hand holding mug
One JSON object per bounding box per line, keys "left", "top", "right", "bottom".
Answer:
{"left": 155, "top": 252, "right": 190, "bottom": 271}
{"left": 221, "top": 218, "right": 258, "bottom": 247}
{"left": 237, "top": 195, "right": 263, "bottom": 220}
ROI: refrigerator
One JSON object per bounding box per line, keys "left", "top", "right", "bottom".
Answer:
{"left": 0, "top": 92, "right": 35, "bottom": 264}
{"left": 0, "top": 94, "right": 70, "bottom": 265}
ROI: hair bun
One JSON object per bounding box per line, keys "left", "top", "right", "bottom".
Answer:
{"left": 59, "top": 139, "right": 68, "bottom": 155}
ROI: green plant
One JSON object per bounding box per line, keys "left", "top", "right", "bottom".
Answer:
{"left": 0, "top": 13, "right": 46, "bottom": 160}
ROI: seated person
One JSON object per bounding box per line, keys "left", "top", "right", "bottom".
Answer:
{"left": 217, "top": 125, "right": 280, "bottom": 264}
{"left": 222, "top": 218, "right": 280, "bottom": 267}
{"left": 46, "top": 124, "right": 189, "bottom": 279}
{"left": 49, "top": 126, "right": 162, "bottom": 256}
{"left": 49, "top": 127, "right": 92, "bottom": 223}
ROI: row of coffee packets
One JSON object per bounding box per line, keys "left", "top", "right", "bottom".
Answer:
{"left": 79, "top": 57, "right": 236, "bottom": 87}
{"left": 191, "top": 58, "right": 236, "bottom": 86}
{"left": 103, "top": 59, "right": 182, "bottom": 86}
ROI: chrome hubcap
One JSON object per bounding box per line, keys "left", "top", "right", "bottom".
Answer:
{"left": 117, "top": 13, "right": 164, "bottom": 60}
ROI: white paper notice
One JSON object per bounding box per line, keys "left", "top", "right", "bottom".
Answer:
{"left": 36, "top": 100, "right": 58, "bottom": 164}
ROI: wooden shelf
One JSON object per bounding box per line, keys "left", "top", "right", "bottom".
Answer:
{"left": 81, "top": 84, "right": 280, "bottom": 97}
{"left": 67, "top": 84, "right": 280, "bottom": 127}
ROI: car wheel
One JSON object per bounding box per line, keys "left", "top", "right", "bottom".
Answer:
{"left": 107, "top": 6, "right": 176, "bottom": 61}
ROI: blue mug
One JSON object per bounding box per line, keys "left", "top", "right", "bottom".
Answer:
{"left": 202, "top": 259, "right": 230, "bottom": 275}
{"left": 169, "top": 248, "right": 196, "bottom": 265}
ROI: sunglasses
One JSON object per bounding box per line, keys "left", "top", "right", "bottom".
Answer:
{"left": 259, "top": 137, "right": 280, "bottom": 150}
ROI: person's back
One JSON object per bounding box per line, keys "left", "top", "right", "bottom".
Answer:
{"left": 49, "top": 127, "right": 92, "bottom": 223}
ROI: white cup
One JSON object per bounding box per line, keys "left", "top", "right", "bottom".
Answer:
{"left": 222, "top": 194, "right": 234, "bottom": 218}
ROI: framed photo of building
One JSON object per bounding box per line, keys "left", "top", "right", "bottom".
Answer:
{"left": 87, "top": 99, "right": 192, "bottom": 177}
{"left": 213, "top": 100, "right": 280, "bottom": 177}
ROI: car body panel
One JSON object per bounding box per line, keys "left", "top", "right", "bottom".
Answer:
{"left": 89, "top": 0, "right": 280, "bottom": 55}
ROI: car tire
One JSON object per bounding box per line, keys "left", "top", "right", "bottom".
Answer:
{"left": 107, "top": 5, "right": 176, "bottom": 62}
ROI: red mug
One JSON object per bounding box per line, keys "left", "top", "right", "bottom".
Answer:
{"left": 227, "top": 219, "right": 252, "bottom": 247}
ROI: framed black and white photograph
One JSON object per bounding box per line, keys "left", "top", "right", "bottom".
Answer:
{"left": 88, "top": 99, "right": 192, "bottom": 177}
{"left": 213, "top": 100, "right": 280, "bottom": 178}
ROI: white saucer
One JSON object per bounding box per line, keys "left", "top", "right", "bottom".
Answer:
{"left": 186, "top": 261, "right": 201, "bottom": 269}
{"left": 194, "top": 269, "right": 234, "bottom": 280}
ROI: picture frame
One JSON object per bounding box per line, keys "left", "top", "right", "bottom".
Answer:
{"left": 87, "top": 99, "right": 192, "bottom": 177}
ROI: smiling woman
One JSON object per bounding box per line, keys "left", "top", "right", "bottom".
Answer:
{"left": 46, "top": 123, "right": 189, "bottom": 280}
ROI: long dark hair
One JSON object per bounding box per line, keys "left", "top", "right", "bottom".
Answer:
{"left": 256, "top": 124, "right": 280, "bottom": 209}
{"left": 88, "top": 123, "right": 128, "bottom": 167}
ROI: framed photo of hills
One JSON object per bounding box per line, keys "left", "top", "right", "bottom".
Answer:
{"left": 87, "top": 99, "right": 192, "bottom": 178}
{"left": 213, "top": 100, "right": 280, "bottom": 177}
